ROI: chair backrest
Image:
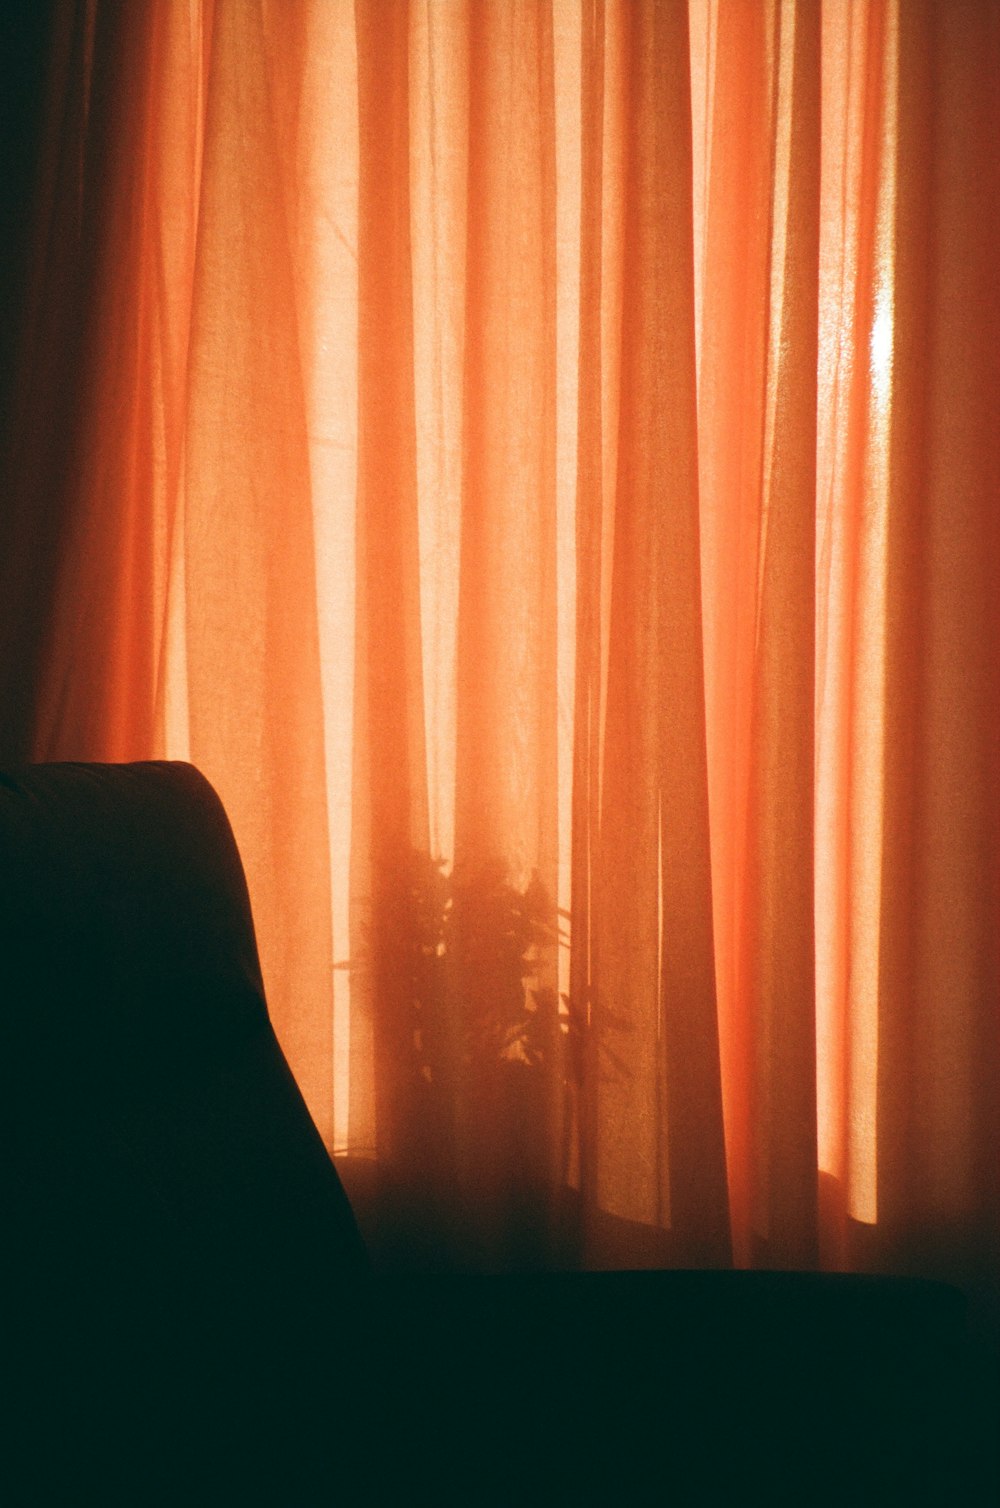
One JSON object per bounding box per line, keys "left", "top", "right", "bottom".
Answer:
{"left": 3, "top": 760, "right": 367, "bottom": 1483}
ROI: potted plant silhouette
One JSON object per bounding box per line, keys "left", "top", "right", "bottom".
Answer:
{"left": 346, "top": 847, "right": 628, "bottom": 1267}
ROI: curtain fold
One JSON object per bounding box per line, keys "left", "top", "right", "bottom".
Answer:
{"left": 873, "top": 0, "right": 1000, "bottom": 1292}
{"left": 588, "top": 0, "right": 728, "bottom": 1260}
{"left": 1, "top": 0, "right": 996, "bottom": 1295}
{"left": 696, "top": 0, "right": 821, "bottom": 1269}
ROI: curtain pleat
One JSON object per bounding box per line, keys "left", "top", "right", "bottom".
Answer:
{"left": 700, "top": 0, "right": 822, "bottom": 1270}
{"left": 452, "top": 0, "right": 562, "bottom": 1261}
{"left": 815, "top": 0, "right": 891, "bottom": 1251}
{"left": 180, "top": 1, "right": 336, "bottom": 1140}
{"left": 353, "top": 0, "right": 429, "bottom": 1174}
{"left": 874, "top": 0, "right": 1000, "bottom": 1289}
{"left": 1, "top": 0, "right": 996, "bottom": 1293}
{"left": 588, "top": 0, "right": 728, "bottom": 1260}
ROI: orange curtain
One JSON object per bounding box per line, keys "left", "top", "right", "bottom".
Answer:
{"left": 2, "top": 0, "right": 997, "bottom": 1293}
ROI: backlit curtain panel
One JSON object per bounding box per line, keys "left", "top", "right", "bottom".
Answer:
{"left": 2, "top": 0, "right": 997, "bottom": 1294}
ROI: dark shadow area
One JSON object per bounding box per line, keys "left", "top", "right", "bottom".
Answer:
{"left": 363, "top": 1269, "right": 993, "bottom": 1504}
{"left": 0, "top": 5, "right": 52, "bottom": 425}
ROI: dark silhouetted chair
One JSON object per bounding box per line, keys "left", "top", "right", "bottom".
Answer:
{"left": 4, "top": 761, "right": 368, "bottom": 1498}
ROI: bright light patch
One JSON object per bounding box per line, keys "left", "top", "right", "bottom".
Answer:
{"left": 869, "top": 292, "right": 893, "bottom": 410}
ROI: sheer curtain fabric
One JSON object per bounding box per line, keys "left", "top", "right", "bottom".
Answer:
{"left": 2, "top": 0, "right": 997, "bottom": 1286}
